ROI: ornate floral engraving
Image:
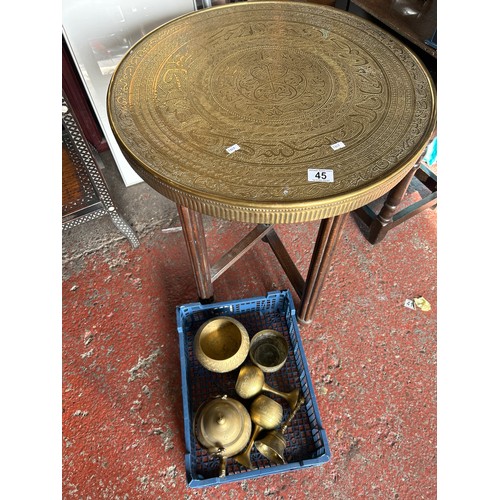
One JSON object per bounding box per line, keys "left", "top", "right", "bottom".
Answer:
{"left": 108, "top": 2, "right": 436, "bottom": 223}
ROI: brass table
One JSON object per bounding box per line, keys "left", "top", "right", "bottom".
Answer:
{"left": 107, "top": 1, "right": 436, "bottom": 323}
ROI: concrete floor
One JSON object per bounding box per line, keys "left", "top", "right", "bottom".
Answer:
{"left": 62, "top": 147, "right": 437, "bottom": 498}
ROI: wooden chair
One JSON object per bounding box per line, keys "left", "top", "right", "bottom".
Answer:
{"left": 354, "top": 134, "right": 437, "bottom": 244}
{"left": 344, "top": 0, "right": 437, "bottom": 244}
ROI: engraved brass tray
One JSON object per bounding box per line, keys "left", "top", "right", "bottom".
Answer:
{"left": 107, "top": 1, "right": 436, "bottom": 224}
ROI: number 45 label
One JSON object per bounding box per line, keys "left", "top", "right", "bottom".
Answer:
{"left": 308, "top": 169, "right": 334, "bottom": 183}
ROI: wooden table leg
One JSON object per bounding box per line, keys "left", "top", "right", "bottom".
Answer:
{"left": 298, "top": 213, "right": 348, "bottom": 324}
{"left": 177, "top": 205, "right": 214, "bottom": 303}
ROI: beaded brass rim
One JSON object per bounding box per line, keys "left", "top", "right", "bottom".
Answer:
{"left": 107, "top": 1, "right": 436, "bottom": 224}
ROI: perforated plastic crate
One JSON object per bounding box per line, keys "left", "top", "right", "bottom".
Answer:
{"left": 176, "top": 290, "right": 330, "bottom": 488}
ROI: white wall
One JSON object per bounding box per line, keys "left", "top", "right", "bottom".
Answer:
{"left": 63, "top": 0, "right": 201, "bottom": 186}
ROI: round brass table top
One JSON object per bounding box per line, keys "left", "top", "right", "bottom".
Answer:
{"left": 107, "top": 1, "right": 436, "bottom": 224}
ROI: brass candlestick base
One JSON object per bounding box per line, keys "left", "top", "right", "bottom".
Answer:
{"left": 254, "top": 430, "right": 287, "bottom": 465}
{"left": 255, "top": 395, "right": 305, "bottom": 465}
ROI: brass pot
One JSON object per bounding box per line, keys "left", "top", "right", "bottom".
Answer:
{"left": 194, "top": 395, "right": 252, "bottom": 477}
{"left": 194, "top": 316, "right": 250, "bottom": 373}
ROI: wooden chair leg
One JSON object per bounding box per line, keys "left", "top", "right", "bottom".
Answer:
{"left": 366, "top": 164, "right": 420, "bottom": 244}
{"left": 177, "top": 205, "right": 214, "bottom": 303}
{"left": 298, "top": 213, "right": 348, "bottom": 324}
{"left": 355, "top": 162, "right": 421, "bottom": 245}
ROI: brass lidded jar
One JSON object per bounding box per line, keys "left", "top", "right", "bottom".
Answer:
{"left": 194, "top": 395, "right": 252, "bottom": 477}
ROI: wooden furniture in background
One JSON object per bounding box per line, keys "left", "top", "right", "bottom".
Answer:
{"left": 345, "top": 0, "right": 437, "bottom": 243}
{"left": 355, "top": 134, "right": 437, "bottom": 244}
{"left": 347, "top": 0, "right": 436, "bottom": 58}
{"left": 62, "top": 37, "right": 108, "bottom": 153}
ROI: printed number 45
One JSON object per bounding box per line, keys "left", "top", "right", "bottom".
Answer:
{"left": 315, "top": 171, "right": 327, "bottom": 180}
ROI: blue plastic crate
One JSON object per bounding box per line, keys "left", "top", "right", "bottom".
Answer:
{"left": 176, "top": 290, "right": 330, "bottom": 488}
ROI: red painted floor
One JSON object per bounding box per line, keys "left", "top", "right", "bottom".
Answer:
{"left": 62, "top": 205, "right": 437, "bottom": 498}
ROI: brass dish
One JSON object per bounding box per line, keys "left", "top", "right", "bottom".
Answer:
{"left": 194, "top": 316, "right": 250, "bottom": 373}
{"left": 249, "top": 329, "right": 288, "bottom": 373}
{"left": 193, "top": 395, "right": 252, "bottom": 477}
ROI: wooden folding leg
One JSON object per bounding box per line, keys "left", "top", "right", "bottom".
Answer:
{"left": 177, "top": 205, "right": 214, "bottom": 303}
{"left": 263, "top": 229, "right": 305, "bottom": 299}
{"left": 177, "top": 204, "right": 348, "bottom": 324}
{"left": 298, "top": 213, "right": 348, "bottom": 324}
{"left": 177, "top": 205, "right": 274, "bottom": 304}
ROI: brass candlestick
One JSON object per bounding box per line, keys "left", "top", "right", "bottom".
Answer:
{"left": 234, "top": 394, "right": 283, "bottom": 470}
{"left": 255, "top": 395, "right": 305, "bottom": 465}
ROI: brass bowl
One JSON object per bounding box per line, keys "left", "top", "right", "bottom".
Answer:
{"left": 249, "top": 329, "right": 288, "bottom": 373}
{"left": 194, "top": 316, "right": 250, "bottom": 373}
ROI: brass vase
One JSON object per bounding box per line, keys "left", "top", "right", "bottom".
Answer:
{"left": 235, "top": 364, "right": 300, "bottom": 408}
{"left": 234, "top": 394, "right": 283, "bottom": 470}
{"left": 194, "top": 316, "right": 249, "bottom": 373}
